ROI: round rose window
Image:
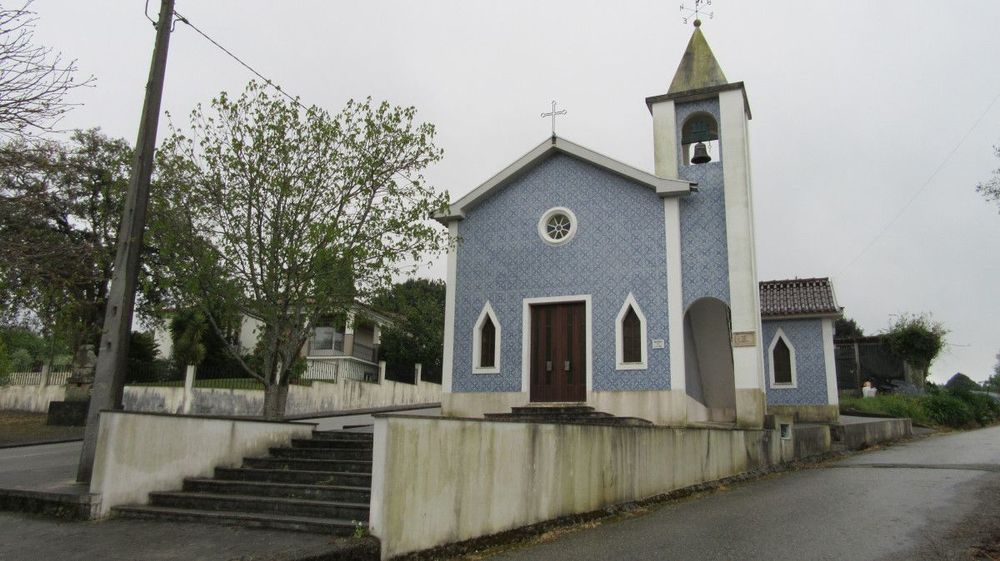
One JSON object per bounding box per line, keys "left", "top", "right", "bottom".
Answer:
{"left": 538, "top": 207, "right": 577, "bottom": 245}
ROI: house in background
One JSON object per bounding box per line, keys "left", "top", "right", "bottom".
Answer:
{"left": 760, "top": 278, "right": 843, "bottom": 422}
{"left": 153, "top": 302, "right": 395, "bottom": 383}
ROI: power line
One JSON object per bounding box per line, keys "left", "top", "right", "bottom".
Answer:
{"left": 169, "top": 8, "right": 428, "bottom": 192}
{"left": 172, "top": 10, "right": 307, "bottom": 111}
{"left": 836, "top": 91, "right": 1000, "bottom": 277}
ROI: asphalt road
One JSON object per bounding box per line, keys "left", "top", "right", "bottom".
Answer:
{"left": 477, "top": 426, "right": 1000, "bottom": 561}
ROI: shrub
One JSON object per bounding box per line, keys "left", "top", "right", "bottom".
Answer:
{"left": 952, "top": 391, "right": 1000, "bottom": 426}
{"left": 0, "top": 338, "right": 9, "bottom": 385}
{"left": 923, "top": 393, "right": 975, "bottom": 428}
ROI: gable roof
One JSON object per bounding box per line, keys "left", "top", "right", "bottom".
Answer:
{"left": 669, "top": 23, "right": 728, "bottom": 95}
{"left": 759, "top": 278, "right": 843, "bottom": 319}
{"left": 434, "top": 136, "right": 694, "bottom": 224}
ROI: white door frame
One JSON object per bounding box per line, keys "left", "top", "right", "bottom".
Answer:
{"left": 521, "top": 294, "right": 593, "bottom": 400}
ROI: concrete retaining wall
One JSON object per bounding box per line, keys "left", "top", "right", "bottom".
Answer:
{"left": 835, "top": 418, "right": 913, "bottom": 450}
{"left": 0, "top": 384, "right": 67, "bottom": 413}
{"left": 90, "top": 411, "right": 315, "bottom": 517}
{"left": 122, "top": 378, "right": 442, "bottom": 417}
{"left": 369, "top": 416, "right": 815, "bottom": 559}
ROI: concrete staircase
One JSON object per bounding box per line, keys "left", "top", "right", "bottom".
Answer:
{"left": 485, "top": 405, "right": 653, "bottom": 426}
{"left": 114, "top": 430, "right": 373, "bottom": 535}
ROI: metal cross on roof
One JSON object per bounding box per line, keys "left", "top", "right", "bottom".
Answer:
{"left": 680, "top": 0, "right": 714, "bottom": 25}
{"left": 540, "top": 100, "right": 567, "bottom": 137}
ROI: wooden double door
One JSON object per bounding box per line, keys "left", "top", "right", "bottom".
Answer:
{"left": 529, "top": 302, "right": 586, "bottom": 402}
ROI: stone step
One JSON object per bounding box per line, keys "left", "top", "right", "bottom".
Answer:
{"left": 292, "top": 438, "right": 374, "bottom": 450}
{"left": 183, "top": 478, "right": 371, "bottom": 503}
{"left": 149, "top": 491, "right": 369, "bottom": 520}
{"left": 311, "top": 430, "right": 373, "bottom": 442}
{"left": 486, "top": 414, "right": 653, "bottom": 426}
{"left": 510, "top": 405, "right": 596, "bottom": 415}
{"left": 270, "top": 447, "right": 372, "bottom": 461}
{"left": 113, "top": 505, "right": 358, "bottom": 535}
{"left": 485, "top": 410, "right": 614, "bottom": 419}
{"left": 243, "top": 457, "right": 373, "bottom": 473}
{"left": 214, "top": 467, "right": 372, "bottom": 487}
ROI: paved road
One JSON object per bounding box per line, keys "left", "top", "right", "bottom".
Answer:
{"left": 479, "top": 427, "right": 1000, "bottom": 561}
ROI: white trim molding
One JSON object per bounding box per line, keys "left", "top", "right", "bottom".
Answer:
{"left": 520, "top": 295, "right": 593, "bottom": 397}
{"left": 664, "top": 198, "right": 685, "bottom": 391}
{"left": 767, "top": 328, "right": 797, "bottom": 389}
{"left": 822, "top": 318, "right": 839, "bottom": 406}
{"left": 615, "top": 293, "right": 648, "bottom": 371}
{"left": 441, "top": 222, "right": 459, "bottom": 393}
{"left": 472, "top": 302, "right": 501, "bottom": 374}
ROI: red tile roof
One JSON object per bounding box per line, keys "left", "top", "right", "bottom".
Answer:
{"left": 759, "top": 278, "right": 842, "bottom": 318}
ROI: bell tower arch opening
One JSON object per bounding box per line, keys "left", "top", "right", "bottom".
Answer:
{"left": 680, "top": 112, "right": 720, "bottom": 166}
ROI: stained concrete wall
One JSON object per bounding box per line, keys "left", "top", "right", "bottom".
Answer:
{"left": 123, "top": 378, "right": 442, "bottom": 417}
{"left": 0, "top": 384, "right": 67, "bottom": 413}
{"left": 90, "top": 411, "right": 314, "bottom": 517}
{"left": 835, "top": 418, "right": 913, "bottom": 450}
{"left": 370, "top": 416, "right": 810, "bottom": 560}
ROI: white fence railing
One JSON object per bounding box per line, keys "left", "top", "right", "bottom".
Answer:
{"left": 5, "top": 369, "right": 72, "bottom": 386}
{"left": 301, "top": 357, "right": 380, "bottom": 384}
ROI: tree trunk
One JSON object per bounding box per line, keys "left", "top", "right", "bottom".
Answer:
{"left": 262, "top": 382, "right": 288, "bottom": 420}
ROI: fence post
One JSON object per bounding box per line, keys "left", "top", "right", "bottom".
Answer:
{"left": 378, "top": 361, "right": 386, "bottom": 385}
{"left": 182, "top": 364, "right": 195, "bottom": 414}
{"left": 415, "top": 363, "right": 422, "bottom": 384}
{"left": 853, "top": 341, "right": 861, "bottom": 389}
{"left": 40, "top": 364, "right": 51, "bottom": 387}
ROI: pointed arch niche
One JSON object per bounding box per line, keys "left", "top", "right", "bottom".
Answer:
{"left": 472, "top": 302, "right": 501, "bottom": 374}
{"left": 768, "top": 328, "right": 797, "bottom": 388}
{"left": 615, "top": 293, "right": 648, "bottom": 370}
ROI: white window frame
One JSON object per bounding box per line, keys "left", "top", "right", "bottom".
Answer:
{"left": 472, "top": 301, "right": 501, "bottom": 374}
{"left": 768, "top": 328, "right": 797, "bottom": 388}
{"left": 537, "top": 207, "right": 578, "bottom": 246}
{"left": 615, "top": 293, "right": 648, "bottom": 371}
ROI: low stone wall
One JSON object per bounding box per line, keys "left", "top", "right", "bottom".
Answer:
{"left": 834, "top": 418, "right": 913, "bottom": 450}
{"left": 122, "top": 378, "right": 442, "bottom": 417}
{"left": 0, "top": 384, "right": 67, "bottom": 413}
{"left": 90, "top": 411, "right": 315, "bottom": 517}
{"left": 369, "top": 416, "right": 819, "bottom": 560}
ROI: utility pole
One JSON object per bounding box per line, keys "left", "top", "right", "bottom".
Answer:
{"left": 77, "top": 0, "right": 175, "bottom": 483}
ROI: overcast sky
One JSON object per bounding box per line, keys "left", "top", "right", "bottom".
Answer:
{"left": 28, "top": 1, "right": 1000, "bottom": 383}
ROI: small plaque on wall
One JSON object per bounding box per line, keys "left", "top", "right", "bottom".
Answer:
{"left": 651, "top": 339, "right": 665, "bottom": 349}
{"left": 732, "top": 331, "right": 756, "bottom": 347}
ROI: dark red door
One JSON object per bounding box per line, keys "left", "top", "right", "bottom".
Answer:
{"left": 529, "top": 302, "right": 586, "bottom": 402}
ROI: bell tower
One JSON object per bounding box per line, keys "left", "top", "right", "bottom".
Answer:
{"left": 648, "top": 20, "right": 766, "bottom": 428}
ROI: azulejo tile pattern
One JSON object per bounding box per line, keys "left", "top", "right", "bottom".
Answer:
{"left": 452, "top": 154, "right": 671, "bottom": 393}
{"left": 675, "top": 100, "right": 730, "bottom": 309}
{"left": 762, "top": 319, "right": 830, "bottom": 405}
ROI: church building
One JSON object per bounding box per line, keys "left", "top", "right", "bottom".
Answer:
{"left": 434, "top": 21, "right": 841, "bottom": 428}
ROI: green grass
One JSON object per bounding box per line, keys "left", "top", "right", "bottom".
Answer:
{"left": 841, "top": 391, "right": 1000, "bottom": 429}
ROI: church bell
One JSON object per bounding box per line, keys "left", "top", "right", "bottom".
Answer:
{"left": 691, "top": 142, "right": 711, "bottom": 164}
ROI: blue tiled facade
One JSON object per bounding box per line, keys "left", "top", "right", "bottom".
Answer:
{"left": 451, "top": 154, "right": 672, "bottom": 393}
{"left": 762, "top": 319, "right": 831, "bottom": 405}
{"left": 676, "top": 100, "right": 730, "bottom": 310}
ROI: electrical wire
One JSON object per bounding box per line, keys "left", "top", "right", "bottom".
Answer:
{"left": 836, "top": 91, "right": 1000, "bottom": 276}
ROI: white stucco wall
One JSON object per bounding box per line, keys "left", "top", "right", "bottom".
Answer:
{"left": 123, "top": 378, "right": 442, "bottom": 417}
{"left": 90, "top": 411, "right": 314, "bottom": 517}
{"left": 0, "top": 384, "right": 67, "bottom": 413}
{"left": 370, "top": 416, "right": 797, "bottom": 559}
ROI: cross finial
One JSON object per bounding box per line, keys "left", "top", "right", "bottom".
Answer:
{"left": 680, "top": 0, "right": 714, "bottom": 25}
{"left": 540, "top": 100, "right": 567, "bottom": 137}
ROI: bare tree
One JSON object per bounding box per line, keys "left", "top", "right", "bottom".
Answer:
{"left": 0, "top": 2, "right": 93, "bottom": 139}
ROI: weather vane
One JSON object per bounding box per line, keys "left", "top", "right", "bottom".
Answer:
{"left": 680, "top": 0, "right": 714, "bottom": 25}
{"left": 541, "top": 100, "right": 567, "bottom": 137}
